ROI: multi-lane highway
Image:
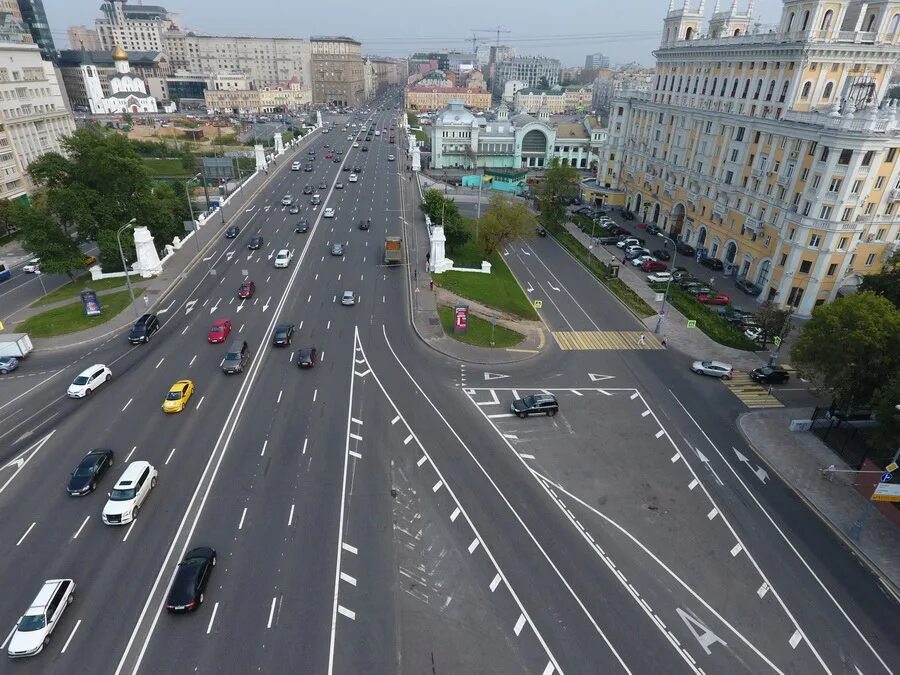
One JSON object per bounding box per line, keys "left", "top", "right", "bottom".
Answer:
{"left": 0, "top": 89, "right": 896, "bottom": 675}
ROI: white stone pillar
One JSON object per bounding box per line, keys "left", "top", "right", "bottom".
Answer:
{"left": 255, "top": 144, "right": 267, "bottom": 172}
{"left": 274, "top": 133, "right": 284, "bottom": 155}
{"left": 412, "top": 146, "right": 421, "bottom": 172}
{"left": 316, "top": 110, "right": 323, "bottom": 128}
{"left": 132, "top": 225, "right": 162, "bottom": 278}
{"left": 430, "top": 225, "right": 453, "bottom": 273}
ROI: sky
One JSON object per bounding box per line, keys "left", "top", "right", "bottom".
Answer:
{"left": 43, "top": 0, "right": 786, "bottom": 67}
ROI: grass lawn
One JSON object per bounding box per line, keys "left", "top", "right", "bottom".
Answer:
{"left": 18, "top": 288, "right": 144, "bottom": 338}
{"left": 446, "top": 223, "right": 485, "bottom": 268}
{"left": 31, "top": 275, "right": 143, "bottom": 308}
{"left": 434, "top": 251, "right": 538, "bottom": 320}
{"left": 438, "top": 305, "right": 524, "bottom": 348}
{"left": 142, "top": 158, "right": 190, "bottom": 176}
{"left": 414, "top": 129, "right": 429, "bottom": 146}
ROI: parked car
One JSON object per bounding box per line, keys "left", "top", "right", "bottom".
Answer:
{"left": 510, "top": 393, "right": 559, "bottom": 418}
{"left": 749, "top": 365, "right": 790, "bottom": 384}
{"left": 617, "top": 237, "right": 644, "bottom": 249}
{"left": 647, "top": 272, "right": 673, "bottom": 283}
{"left": 699, "top": 256, "right": 724, "bottom": 270}
{"left": 632, "top": 255, "right": 656, "bottom": 267}
{"left": 642, "top": 260, "right": 668, "bottom": 272}
{"left": 0, "top": 355, "right": 19, "bottom": 374}
{"left": 734, "top": 279, "right": 763, "bottom": 296}
{"left": 744, "top": 326, "right": 765, "bottom": 341}
{"left": 675, "top": 241, "right": 695, "bottom": 256}
{"left": 696, "top": 292, "right": 731, "bottom": 305}
{"left": 690, "top": 360, "right": 734, "bottom": 379}
{"left": 625, "top": 248, "right": 651, "bottom": 261}
{"left": 685, "top": 285, "right": 713, "bottom": 297}
{"left": 652, "top": 249, "right": 671, "bottom": 261}
{"left": 598, "top": 235, "right": 622, "bottom": 245}
{"left": 622, "top": 210, "right": 635, "bottom": 220}
{"left": 22, "top": 258, "right": 40, "bottom": 273}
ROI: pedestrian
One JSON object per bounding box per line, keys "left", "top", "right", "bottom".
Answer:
{"left": 638, "top": 333, "right": 646, "bottom": 346}
{"left": 426, "top": 251, "right": 431, "bottom": 262}
{"left": 660, "top": 336, "right": 667, "bottom": 348}
{"left": 709, "top": 277, "right": 715, "bottom": 288}
{"left": 429, "top": 280, "right": 434, "bottom": 291}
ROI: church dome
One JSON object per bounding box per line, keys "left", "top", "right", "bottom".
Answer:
{"left": 112, "top": 45, "right": 128, "bottom": 61}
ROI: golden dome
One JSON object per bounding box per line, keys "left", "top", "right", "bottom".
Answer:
{"left": 111, "top": 45, "right": 128, "bottom": 61}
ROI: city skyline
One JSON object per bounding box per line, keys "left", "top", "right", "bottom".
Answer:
{"left": 45, "top": 0, "right": 785, "bottom": 67}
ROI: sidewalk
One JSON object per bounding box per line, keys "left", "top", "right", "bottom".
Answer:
{"left": 740, "top": 408, "right": 900, "bottom": 598}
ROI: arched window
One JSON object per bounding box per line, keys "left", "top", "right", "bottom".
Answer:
{"left": 801, "top": 81, "right": 812, "bottom": 98}
{"left": 734, "top": 28, "right": 741, "bottom": 36}
{"left": 865, "top": 14, "right": 876, "bottom": 31}
{"left": 801, "top": 10, "right": 810, "bottom": 31}
{"left": 891, "top": 14, "right": 900, "bottom": 37}
{"left": 754, "top": 79, "right": 763, "bottom": 99}
{"left": 711, "top": 78, "right": 717, "bottom": 95}
{"left": 685, "top": 26, "right": 694, "bottom": 40}
{"left": 766, "top": 80, "right": 776, "bottom": 101}
{"left": 786, "top": 11, "right": 795, "bottom": 32}
{"left": 742, "top": 79, "right": 750, "bottom": 98}
{"left": 823, "top": 82, "right": 834, "bottom": 99}
{"left": 731, "top": 79, "right": 739, "bottom": 97}
{"left": 780, "top": 81, "right": 789, "bottom": 102}
{"left": 720, "top": 78, "right": 728, "bottom": 96}
{"left": 821, "top": 10, "right": 834, "bottom": 31}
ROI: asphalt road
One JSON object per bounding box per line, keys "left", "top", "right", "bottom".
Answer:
{"left": 0, "top": 90, "right": 896, "bottom": 675}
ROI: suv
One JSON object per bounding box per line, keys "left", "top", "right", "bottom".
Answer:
{"left": 102, "top": 460, "right": 158, "bottom": 525}
{"left": 749, "top": 366, "right": 790, "bottom": 384}
{"left": 222, "top": 340, "right": 250, "bottom": 374}
{"left": 7, "top": 579, "right": 76, "bottom": 658}
{"left": 510, "top": 393, "right": 559, "bottom": 418}
{"left": 128, "top": 314, "right": 160, "bottom": 344}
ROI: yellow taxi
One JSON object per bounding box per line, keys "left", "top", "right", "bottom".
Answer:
{"left": 162, "top": 379, "right": 194, "bottom": 413}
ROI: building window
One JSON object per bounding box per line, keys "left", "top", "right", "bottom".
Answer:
{"left": 799, "top": 260, "right": 812, "bottom": 273}
{"left": 803, "top": 202, "right": 812, "bottom": 216}
{"left": 788, "top": 227, "right": 795, "bottom": 240}
{"left": 787, "top": 285, "right": 804, "bottom": 307}
{"left": 827, "top": 263, "right": 837, "bottom": 276}
{"left": 888, "top": 147, "right": 897, "bottom": 162}
{"left": 874, "top": 176, "right": 884, "bottom": 190}
{"left": 809, "top": 234, "right": 821, "bottom": 247}
{"left": 819, "top": 205, "right": 832, "bottom": 219}
{"left": 838, "top": 236, "right": 847, "bottom": 250}
{"left": 828, "top": 178, "right": 842, "bottom": 192}
{"left": 876, "top": 228, "right": 885, "bottom": 240}
{"left": 800, "top": 167, "right": 809, "bottom": 181}
{"left": 865, "top": 202, "right": 875, "bottom": 215}
{"left": 779, "top": 253, "right": 788, "bottom": 266}
{"left": 812, "top": 174, "right": 821, "bottom": 189}
{"left": 801, "top": 81, "right": 812, "bottom": 98}
{"left": 820, "top": 146, "right": 829, "bottom": 162}
{"left": 822, "top": 82, "right": 834, "bottom": 99}
{"left": 841, "top": 207, "right": 853, "bottom": 221}
{"left": 865, "top": 253, "right": 876, "bottom": 266}
{"left": 838, "top": 149, "right": 853, "bottom": 164}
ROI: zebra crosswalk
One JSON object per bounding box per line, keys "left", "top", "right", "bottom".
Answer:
{"left": 553, "top": 331, "right": 664, "bottom": 350}
{"left": 722, "top": 372, "right": 784, "bottom": 408}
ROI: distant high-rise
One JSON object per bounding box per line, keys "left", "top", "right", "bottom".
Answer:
{"left": 584, "top": 52, "right": 610, "bottom": 71}
{"left": 16, "top": 0, "right": 55, "bottom": 62}
{"left": 492, "top": 56, "right": 560, "bottom": 98}
{"left": 310, "top": 36, "right": 364, "bottom": 107}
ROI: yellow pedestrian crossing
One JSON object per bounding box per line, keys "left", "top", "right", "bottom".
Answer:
{"left": 722, "top": 373, "right": 784, "bottom": 409}
{"left": 553, "top": 331, "right": 664, "bottom": 350}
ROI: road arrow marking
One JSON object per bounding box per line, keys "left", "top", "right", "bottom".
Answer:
{"left": 521, "top": 249, "right": 531, "bottom": 256}
{"left": 695, "top": 447, "right": 724, "bottom": 486}
{"left": 203, "top": 251, "right": 216, "bottom": 262}
{"left": 588, "top": 373, "right": 615, "bottom": 382}
{"left": 236, "top": 300, "right": 245, "bottom": 313}
{"left": 247, "top": 253, "right": 253, "bottom": 260}
{"left": 548, "top": 282, "right": 560, "bottom": 292}
{"left": 185, "top": 300, "right": 197, "bottom": 315}
{"left": 208, "top": 300, "right": 220, "bottom": 315}
{"left": 1, "top": 430, "right": 56, "bottom": 496}
{"left": 526, "top": 282, "right": 534, "bottom": 293}
{"left": 156, "top": 299, "right": 175, "bottom": 315}
{"left": 483, "top": 372, "right": 510, "bottom": 381}
{"left": 262, "top": 296, "right": 271, "bottom": 312}
{"left": 226, "top": 251, "right": 235, "bottom": 262}
{"left": 733, "top": 447, "right": 769, "bottom": 484}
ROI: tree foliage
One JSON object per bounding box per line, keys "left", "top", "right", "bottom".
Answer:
{"left": 477, "top": 193, "right": 536, "bottom": 256}
{"left": 870, "top": 372, "right": 900, "bottom": 457}
{"left": 11, "top": 201, "right": 84, "bottom": 279}
{"left": 536, "top": 158, "right": 580, "bottom": 228}
{"left": 859, "top": 253, "right": 900, "bottom": 310}
{"left": 753, "top": 302, "right": 792, "bottom": 348}
{"left": 790, "top": 292, "right": 900, "bottom": 412}
{"left": 420, "top": 187, "right": 470, "bottom": 251}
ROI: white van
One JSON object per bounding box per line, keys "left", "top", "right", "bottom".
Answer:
{"left": 7, "top": 579, "right": 76, "bottom": 658}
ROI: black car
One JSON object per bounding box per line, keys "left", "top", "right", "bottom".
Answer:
{"left": 359, "top": 219, "right": 370, "bottom": 230}
{"left": 652, "top": 249, "right": 671, "bottom": 261}
{"left": 598, "top": 235, "right": 622, "bottom": 245}
{"left": 537, "top": 227, "right": 547, "bottom": 236}
{"left": 353, "top": 166, "right": 362, "bottom": 173}
{"left": 699, "top": 256, "right": 724, "bottom": 270}
{"left": 303, "top": 185, "right": 313, "bottom": 194}
{"left": 749, "top": 366, "right": 790, "bottom": 385}
{"left": 304, "top": 164, "right": 313, "bottom": 172}
{"left": 333, "top": 157, "right": 341, "bottom": 163}
{"left": 342, "top": 165, "right": 351, "bottom": 172}
{"left": 735, "top": 279, "right": 763, "bottom": 296}
{"left": 297, "top": 347, "right": 317, "bottom": 368}
{"left": 67, "top": 448, "right": 114, "bottom": 496}
{"left": 295, "top": 219, "right": 310, "bottom": 233}
{"left": 510, "top": 393, "right": 558, "bottom": 418}
{"left": 675, "top": 242, "right": 696, "bottom": 256}
{"left": 165, "top": 547, "right": 217, "bottom": 613}
{"left": 646, "top": 224, "right": 661, "bottom": 235}
{"left": 128, "top": 313, "right": 160, "bottom": 344}
{"left": 361, "top": 146, "right": 369, "bottom": 152}
{"left": 224, "top": 225, "right": 240, "bottom": 239}
{"left": 319, "top": 181, "right": 327, "bottom": 189}
{"left": 307, "top": 150, "right": 316, "bottom": 156}
{"left": 248, "top": 235, "right": 264, "bottom": 250}
{"left": 272, "top": 323, "right": 294, "bottom": 346}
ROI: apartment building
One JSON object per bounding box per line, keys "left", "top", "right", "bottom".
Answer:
{"left": 492, "top": 56, "right": 561, "bottom": 98}
{"left": 310, "top": 36, "right": 364, "bottom": 107}
{"left": 604, "top": 0, "right": 900, "bottom": 317}
{"left": 95, "top": 0, "right": 175, "bottom": 54}
{"left": 204, "top": 77, "right": 311, "bottom": 114}
{"left": 514, "top": 85, "right": 593, "bottom": 113}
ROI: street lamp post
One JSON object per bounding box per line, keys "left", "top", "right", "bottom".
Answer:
{"left": 654, "top": 233, "right": 677, "bottom": 333}
{"left": 185, "top": 173, "right": 202, "bottom": 255}
{"left": 116, "top": 218, "right": 139, "bottom": 319}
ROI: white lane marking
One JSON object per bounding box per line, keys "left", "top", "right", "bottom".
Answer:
{"left": 789, "top": 631, "right": 803, "bottom": 649}
{"left": 122, "top": 519, "right": 137, "bottom": 542}
{"left": 416, "top": 455, "right": 427, "bottom": 467}
{"left": 302, "top": 438, "right": 308, "bottom": 455}
{"left": 349, "top": 433, "right": 362, "bottom": 441}
{"left": 189, "top": 355, "right": 197, "bottom": 367}
{"left": 16, "top": 521, "right": 36, "bottom": 546}
{"left": 351, "top": 417, "right": 363, "bottom": 425}
{"left": 155, "top": 358, "right": 165, "bottom": 369}
{"left": 519, "top": 453, "right": 536, "bottom": 460}
{"left": 60, "top": 619, "right": 82, "bottom": 653}
{"left": 181, "top": 326, "right": 189, "bottom": 335}
{"left": 238, "top": 507, "right": 247, "bottom": 530}
{"left": 288, "top": 504, "right": 295, "bottom": 527}
{"left": 261, "top": 440, "right": 268, "bottom": 457}
{"left": 450, "top": 507, "right": 460, "bottom": 522}
{"left": 468, "top": 538, "right": 480, "bottom": 554}
{"left": 267, "top": 597, "right": 278, "bottom": 628}
{"left": 277, "top": 389, "right": 283, "bottom": 403}
{"left": 490, "top": 573, "right": 502, "bottom": 592}
{"left": 337, "top": 606, "right": 355, "bottom": 620}
{"left": 165, "top": 448, "right": 176, "bottom": 465}
{"left": 73, "top": 516, "right": 90, "bottom": 539}
{"left": 206, "top": 602, "right": 219, "bottom": 635}
{"left": 125, "top": 445, "right": 137, "bottom": 463}
{"left": 514, "top": 614, "right": 527, "bottom": 636}
{"left": 340, "top": 572, "right": 357, "bottom": 587}
{"left": 1, "top": 625, "right": 15, "bottom": 650}
{"left": 432, "top": 480, "right": 443, "bottom": 493}
{"left": 122, "top": 398, "right": 133, "bottom": 412}
{"left": 321, "top": 351, "right": 325, "bottom": 362}
{"left": 342, "top": 542, "right": 357, "bottom": 555}
{"left": 349, "top": 450, "right": 362, "bottom": 459}
{"left": 196, "top": 396, "right": 205, "bottom": 410}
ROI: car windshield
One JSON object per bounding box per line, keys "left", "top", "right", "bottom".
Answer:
{"left": 17, "top": 613, "right": 46, "bottom": 632}
{"left": 523, "top": 395, "right": 536, "bottom": 406}
{"left": 701, "top": 361, "right": 713, "bottom": 367}
{"left": 210, "top": 326, "right": 224, "bottom": 333}
{"left": 166, "top": 390, "right": 183, "bottom": 400}
{"left": 72, "top": 375, "right": 89, "bottom": 385}
{"left": 73, "top": 463, "right": 95, "bottom": 477}
{"left": 110, "top": 487, "right": 136, "bottom": 501}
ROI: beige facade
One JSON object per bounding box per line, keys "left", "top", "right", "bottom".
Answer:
{"left": 605, "top": 0, "right": 900, "bottom": 317}
{"left": 68, "top": 25, "right": 102, "bottom": 51}
{"left": 514, "top": 86, "right": 592, "bottom": 113}
{"left": 405, "top": 86, "right": 492, "bottom": 112}
{"left": 311, "top": 36, "right": 364, "bottom": 107}
{"left": 204, "top": 78, "right": 311, "bottom": 114}
{"left": 95, "top": 0, "right": 174, "bottom": 54}
{"left": 0, "top": 43, "right": 75, "bottom": 201}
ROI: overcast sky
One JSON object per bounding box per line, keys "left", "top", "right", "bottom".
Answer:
{"left": 44, "top": 0, "right": 785, "bottom": 66}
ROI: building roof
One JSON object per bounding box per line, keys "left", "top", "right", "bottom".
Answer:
{"left": 509, "top": 111, "right": 540, "bottom": 127}
{"left": 58, "top": 49, "right": 164, "bottom": 68}
{"left": 480, "top": 121, "right": 515, "bottom": 138}
{"left": 310, "top": 35, "right": 360, "bottom": 45}
{"left": 108, "top": 91, "right": 153, "bottom": 99}
{"left": 408, "top": 86, "right": 488, "bottom": 95}
{"left": 555, "top": 123, "right": 589, "bottom": 139}
{"left": 112, "top": 45, "right": 128, "bottom": 61}
{"left": 435, "top": 100, "right": 477, "bottom": 126}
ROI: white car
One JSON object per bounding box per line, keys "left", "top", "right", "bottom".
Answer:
{"left": 291, "top": 161, "right": 300, "bottom": 171}
{"left": 323, "top": 207, "right": 335, "bottom": 218}
{"left": 22, "top": 258, "right": 40, "bottom": 273}
{"left": 274, "top": 249, "right": 292, "bottom": 268}
{"left": 67, "top": 364, "right": 112, "bottom": 398}
{"left": 281, "top": 195, "right": 293, "bottom": 206}
{"left": 102, "top": 461, "right": 158, "bottom": 525}
{"left": 631, "top": 255, "right": 656, "bottom": 267}
{"left": 341, "top": 290, "right": 356, "bottom": 306}
{"left": 375, "top": 130, "right": 381, "bottom": 136}
{"left": 617, "top": 238, "right": 642, "bottom": 249}
{"left": 744, "top": 326, "right": 764, "bottom": 341}
{"left": 647, "top": 272, "right": 673, "bottom": 283}
{"left": 347, "top": 135, "right": 353, "bottom": 140}
{"left": 348, "top": 173, "right": 358, "bottom": 182}
{"left": 352, "top": 142, "right": 359, "bottom": 147}
{"left": 7, "top": 579, "right": 76, "bottom": 658}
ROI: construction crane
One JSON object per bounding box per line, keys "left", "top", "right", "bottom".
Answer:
{"left": 471, "top": 26, "right": 511, "bottom": 47}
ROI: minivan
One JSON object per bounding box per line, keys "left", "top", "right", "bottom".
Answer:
{"left": 222, "top": 340, "right": 250, "bottom": 374}
{"left": 7, "top": 579, "right": 76, "bottom": 658}
{"left": 127, "top": 314, "right": 160, "bottom": 344}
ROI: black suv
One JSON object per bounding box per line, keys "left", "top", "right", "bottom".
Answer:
{"left": 699, "top": 256, "right": 724, "bottom": 271}
{"left": 222, "top": 340, "right": 250, "bottom": 374}
{"left": 749, "top": 366, "right": 790, "bottom": 385}
{"left": 128, "top": 313, "right": 160, "bottom": 344}
{"left": 510, "top": 393, "right": 559, "bottom": 418}
{"left": 224, "top": 225, "right": 240, "bottom": 239}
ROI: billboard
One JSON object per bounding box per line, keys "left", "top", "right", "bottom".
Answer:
{"left": 80, "top": 289, "right": 102, "bottom": 317}
{"left": 454, "top": 304, "right": 468, "bottom": 334}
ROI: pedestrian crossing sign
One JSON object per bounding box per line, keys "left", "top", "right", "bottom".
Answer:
{"left": 533, "top": 300, "right": 543, "bottom": 309}
{"left": 687, "top": 320, "right": 697, "bottom": 328}
{"left": 773, "top": 336, "right": 782, "bottom": 346}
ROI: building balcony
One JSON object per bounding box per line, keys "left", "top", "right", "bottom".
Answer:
{"left": 888, "top": 188, "right": 900, "bottom": 202}
{"left": 744, "top": 216, "right": 762, "bottom": 233}
{"left": 712, "top": 202, "right": 726, "bottom": 220}
{"left": 776, "top": 172, "right": 791, "bottom": 186}
{"left": 785, "top": 211, "right": 860, "bottom": 232}
{"left": 781, "top": 109, "right": 900, "bottom": 136}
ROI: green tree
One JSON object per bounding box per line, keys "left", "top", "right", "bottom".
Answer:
{"left": 477, "top": 193, "right": 537, "bottom": 256}
{"left": 538, "top": 76, "right": 550, "bottom": 90}
{"left": 790, "top": 292, "right": 900, "bottom": 412}
{"left": 752, "top": 302, "right": 792, "bottom": 348}
{"left": 537, "top": 158, "right": 580, "bottom": 228}
{"left": 12, "top": 201, "right": 84, "bottom": 279}
{"left": 421, "top": 188, "right": 470, "bottom": 250}
{"left": 870, "top": 373, "right": 900, "bottom": 461}
{"left": 859, "top": 253, "right": 900, "bottom": 309}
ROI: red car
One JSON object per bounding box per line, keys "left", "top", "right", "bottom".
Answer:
{"left": 325, "top": 151, "right": 334, "bottom": 159}
{"left": 208, "top": 319, "right": 232, "bottom": 343}
{"left": 641, "top": 260, "right": 668, "bottom": 273}
{"left": 696, "top": 292, "right": 730, "bottom": 305}
{"left": 238, "top": 280, "right": 256, "bottom": 299}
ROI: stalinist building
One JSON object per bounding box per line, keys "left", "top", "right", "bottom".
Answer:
{"left": 604, "top": 0, "right": 900, "bottom": 317}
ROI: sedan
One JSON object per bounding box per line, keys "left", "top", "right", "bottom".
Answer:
{"left": 295, "top": 219, "right": 310, "bottom": 233}
{"left": 224, "top": 225, "right": 240, "bottom": 238}
{"left": 304, "top": 164, "right": 313, "bottom": 172}
{"left": 631, "top": 255, "right": 656, "bottom": 267}
{"left": 641, "top": 260, "right": 668, "bottom": 273}
{"left": 238, "top": 280, "right": 255, "bottom": 299}
{"left": 303, "top": 185, "right": 313, "bottom": 194}
{"left": 207, "top": 319, "right": 232, "bottom": 343}
{"left": 319, "top": 181, "right": 327, "bottom": 189}
{"left": 341, "top": 290, "right": 355, "bottom": 306}
{"left": 749, "top": 366, "right": 790, "bottom": 384}
{"left": 165, "top": 547, "right": 217, "bottom": 613}
{"left": 342, "top": 165, "right": 351, "bottom": 172}
{"left": 297, "top": 347, "right": 317, "bottom": 368}
{"left": 352, "top": 166, "right": 361, "bottom": 173}
{"left": 331, "top": 243, "right": 344, "bottom": 256}
{"left": 247, "top": 235, "right": 264, "bottom": 250}
{"left": 675, "top": 242, "right": 696, "bottom": 256}
{"left": 67, "top": 364, "right": 112, "bottom": 398}
{"left": 361, "top": 146, "right": 369, "bottom": 152}
{"left": 617, "top": 237, "right": 644, "bottom": 249}
{"left": 696, "top": 292, "right": 731, "bottom": 305}
{"left": 22, "top": 258, "right": 40, "bottom": 273}
{"left": 323, "top": 208, "right": 335, "bottom": 218}
{"left": 289, "top": 204, "right": 300, "bottom": 214}
{"left": 272, "top": 323, "right": 294, "bottom": 346}
{"left": 335, "top": 182, "right": 344, "bottom": 189}
{"left": 647, "top": 272, "right": 673, "bottom": 283}
{"left": 387, "top": 154, "right": 395, "bottom": 161}
{"left": 348, "top": 174, "right": 358, "bottom": 182}
{"left": 274, "top": 249, "right": 292, "bottom": 268}
{"left": 652, "top": 249, "right": 671, "bottom": 261}
{"left": 162, "top": 379, "right": 194, "bottom": 413}
{"left": 691, "top": 360, "right": 733, "bottom": 379}
{"left": 281, "top": 195, "right": 293, "bottom": 206}
{"left": 625, "top": 248, "right": 651, "bottom": 261}
{"left": 0, "top": 356, "right": 19, "bottom": 374}
{"left": 66, "top": 448, "right": 114, "bottom": 496}
{"left": 699, "top": 256, "right": 724, "bottom": 271}
{"left": 735, "top": 279, "right": 762, "bottom": 296}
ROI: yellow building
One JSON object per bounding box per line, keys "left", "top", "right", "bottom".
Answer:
{"left": 204, "top": 77, "right": 310, "bottom": 114}
{"left": 605, "top": 0, "right": 900, "bottom": 317}
{"left": 404, "top": 86, "right": 492, "bottom": 112}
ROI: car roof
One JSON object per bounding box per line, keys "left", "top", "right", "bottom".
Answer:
{"left": 277, "top": 249, "right": 289, "bottom": 255}
{"left": 702, "top": 360, "right": 732, "bottom": 368}
{"left": 77, "top": 363, "right": 107, "bottom": 377}
{"left": 172, "top": 379, "right": 191, "bottom": 388}
{"left": 116, "top": 461, "right": 151, "bottom": 485}
{"left": 30, "top": 579, "right": 71, "bottom": 609}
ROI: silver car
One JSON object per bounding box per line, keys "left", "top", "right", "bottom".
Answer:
{"left": 690, "top": 360, "right": 734, "bottom": 379}
{"left": 341, "top": 290, "right": 355, "bottom": 306}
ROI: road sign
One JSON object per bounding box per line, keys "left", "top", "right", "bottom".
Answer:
{"left": 871, "top": 482, "right": 900, "bottom": 502}
{"left": 686, "top": 319, "right": 697, "bottom": 328}
{"left": 881, "top": 472, "right": 894, "bottom": 483}
{"left": 533, "top": 300, "right": 543, "bottom": 309}
{"left": 887, "top": 462, "right": 898, "bottom": 473}
{"left": 773, "top": 336, "right": 783, "bottom": 346}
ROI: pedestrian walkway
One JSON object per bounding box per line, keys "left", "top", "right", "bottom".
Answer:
{"left": 740, "top": 407, "right": 900, "bottom": 596}
{"left": 722, "top": 372, "right": 784, "bottom": 408}
{"left": 552, "top": 330, "right": 663, "bottom": 350}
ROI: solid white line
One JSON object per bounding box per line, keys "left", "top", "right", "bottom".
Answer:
{"left": 73, "top": 515, "right": 90, "bottom": 539}
{"left": 514, "top": 613, "right": 527, "bottom": 636}
{"left": 122, "top": 398, "right": 133, "bottom": 412}
{"left": 288, "top": 504, "right": 295, "bottom": 527}
{"left": 342, "top": 542, "right": 357, "bottom": 555}
{"left": 125, "top": 445, "right": 136, "bottom": 463}
{"left": 340, "top": 572, "right": 357, "bottom": 586}
{"left": 165, "top": 448, "right": 176, "bottom": 465}
{"left": 16, "top": 521, "right": 36, "bottom": 546}
{"left": 206, "top": 602, "right": 219, "bottom": 635}
{"left": 238, "top": 507, "right": 247, "bottom": 530}
{"left": 267, "top": 596, "right": 277, "bottom": 628}
{"left": 60, "top": 619, "right": 82, "bottom": 654}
